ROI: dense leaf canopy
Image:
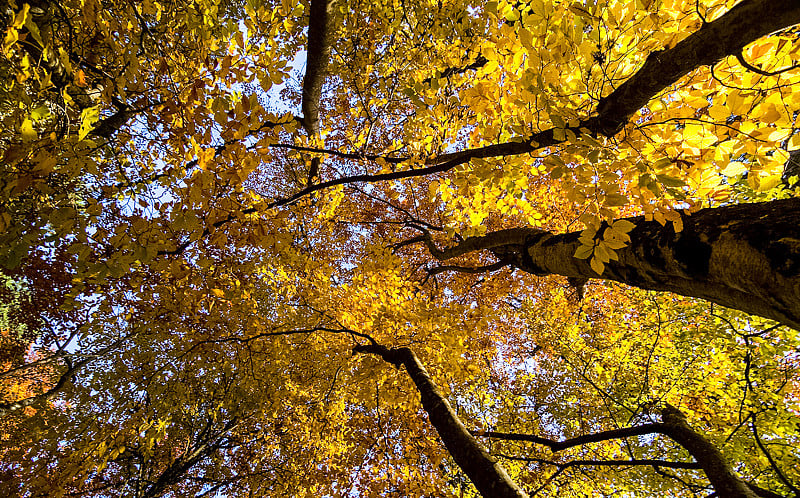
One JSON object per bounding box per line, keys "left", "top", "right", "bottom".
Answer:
{"left": 1, "top": 0, "right": 800, "bottom": 496}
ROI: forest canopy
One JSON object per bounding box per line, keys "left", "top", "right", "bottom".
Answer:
{"left": 1, "top": 0, "right": 800, "bottom": 496}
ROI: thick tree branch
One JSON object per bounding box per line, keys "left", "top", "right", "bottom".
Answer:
{"left": 261, "top": 0, "right": 800, "bottom": 197}
{"left": 418, "top": 198, "right": 800, "bottom": 329}
{"left": 301, "top": 0, "right": 335, "bottom": 137}
{"left": 592, "top": 0, "right": 800, "bottom": 135}
{"left": 660, "top": 405, "right": 758, "bottom": 498}
{"left": 300, "top": 0, "right": 336, "bottom": 182}
{"left": 353, "top": 344, "right": 528, "bottom": 498}
{"left": 91, "top": 98, "right": 132, "bottom": 139}
{"left": 524, "top": 198, "right": 800, "bottom": 329}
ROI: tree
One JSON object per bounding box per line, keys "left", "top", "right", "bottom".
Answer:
{"left": 1, "top": 0, "right": 800, "bottom": 496}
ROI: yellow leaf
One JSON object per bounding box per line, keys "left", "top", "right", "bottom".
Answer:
{"left": 760, "top": 104, "right": 782, "bottom": 124}
{"left": 589, "top": 256, "right": 605, "bottom": 275}
{"left": 574, "top": 244, "right": 593, "bottom": 259}
{"left": 604, "top": 239, "right": 627, "bottom": 250}
{"left": 12, "top": 4, "right": 30, "bottom": 29}
{"left": 550, "top": 114, "right": 565, "bottom": 129}
{"left": 768, "top": 129, "right": 789, "bottom": 142}
{"left": 211, "top": 288, "right": 225, "bottom": 297}
{"left": 725, "top": 90, "right": 748, "bottom": 114}
{"left": 78, "top": 106, "right": 100, "bottom": 140}
{"left": 611, "top": 219, "right": 635, "bottom": 233}
{"left": 198, "top": 147, "right": 216, "bottom": 169}
{"left": 708, "top": 105, "right": 729, "bottom": 121}
{"left": 683, "top": 123, "right": 716, "bottom": 148}
{"left": 604, "top": 193, "right": 627, "bottom": 206}
{"left": 758, "top": 174, "right": 782, "bottom": 191}
{"left": 20, "top": 118, "right": 36, "bottom": 142}
{"left": 720, "top": 162, "right": 747, "bottom": 177}
{"left": 519, "top": 28, "right": 534, "bottom": 51}
{"left": 3, "top": 28, "right": 19, "bottom": 55}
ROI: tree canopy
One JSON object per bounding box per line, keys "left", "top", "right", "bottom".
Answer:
{"left": 1, "top": 0, "right": 800, "bottom": 496}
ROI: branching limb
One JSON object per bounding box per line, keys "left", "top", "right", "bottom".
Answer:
{"left": 505, "top": 198, "right": 800, "bottom": 330}
{"left": 254, "top": 1, "right": 800, "bottom": 206}
{"left": 398, "top": 227, "right": 543, "bottom": 261}
{"left": 750, "top": 414, "right": 800, "bottom": 497}
{"left": 660, "top": 404, "right": 759, "bottom": 498}
{"left": 422, "top": 54, "right": 489, "bottom": 84}
{"left": 473, "top": 424, "right": 669, "bottom": 452}
{"left": 592, "top": 0, "right": 800, "bottom": 135}
{"left": 426, "top": 259, "right": 512, "bottom": 277}
{"left": 475, "top": 404, "right": 767, "bottom": 498}
{"left": 736, "top": 51, "right": 800, "bottom": 77}
{"left": 194, "top": 326, "right": 378, "bottom": 347}
{"left": 293, "top": 0, "right": 800, "bottom": 173}
{"left": 271, "top": 143, "right": 408, "bottom": 164}
{"left": 495, "top": 453, "right": 701, "bottom": 470}
{"left": 0, "top": 356, "right": 88, "bottom": 418}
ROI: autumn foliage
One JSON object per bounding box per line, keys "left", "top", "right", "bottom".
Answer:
{"left": 1, "top": 0, "right": 799, "bottom": 496}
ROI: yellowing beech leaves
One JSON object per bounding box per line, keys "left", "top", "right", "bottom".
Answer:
{"left": 1, "top": 0, "right": 800, "bottom": 497}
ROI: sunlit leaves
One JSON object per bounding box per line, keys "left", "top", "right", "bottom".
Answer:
{"left": 77, "top": 106, "right": 100, "bottom": 141}
{"left": 2, "top": 0, "right": 800, "bottom": 496}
